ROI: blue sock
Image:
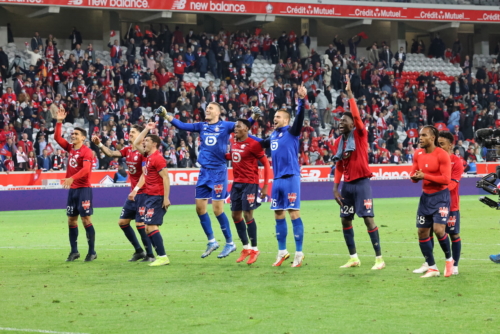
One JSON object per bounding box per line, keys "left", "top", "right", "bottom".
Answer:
{"left": 438, "top": 233, "right": 452, "bottom": 259}
{"left": 84, "top": 224, "right": 96, "bottom": 255}
{"left": 367, "top": 227, "right": 381, "bottom": 256}
{"left": 136, "top": 225, "right": 153, "bottom": 257}
{"left": 216, "top": 212, "right": 233, "bottom": 243}
{"left": 234, "top": 219, "right": 248, "bottom": 246}
{"left": 198, "top": 213, "right": 214, "bottom": 240}
{"left": 419, "top": 237, "right": 435, "bottom": 266}
{"left": 246, "top": 219, "right": 257, "bottom": 247}
{"left": 452, "top": 237, "right": 461, "bottom": 266}
{"left": 69, "top": 225, "right": 78, "bottom": 253}
{"left": 148, "top": 230, "right": 166, "bottom": 256}
{"left": 120, "top": 224, "right": 142, "bottom": 251}
{"left": 275, "top": 218, "right": 288, "bottom": 251}
{"left": 343, "top": 226, "right": 356, "bottom": 255}
{"left": 291, "top": 218, "right": 304, "bottom": 252}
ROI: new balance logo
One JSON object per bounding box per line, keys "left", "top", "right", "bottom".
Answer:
{"left": 68, "top": 0, "right": 83, "bottom": 4}
{"left": 439, "top": 207, "right": 449, "bottom": 217}
{"left": 172, "top": 0, "right": 186, "bottom": 9}
{"left": 364, "top": 199, "right": 372, "bottom": 210}
{"left": 82, "top": 200, "right": 91, "bottom": 210}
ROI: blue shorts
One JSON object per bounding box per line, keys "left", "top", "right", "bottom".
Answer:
{"left": 416, "top": 189, "right": 450, "bottom": 228}
{"left": 120, "top": 193, "right": 146, "bottom": 223}
{"left": 143, "top": 195, "right": 166, "bottom": 226}
{"left": 196, "top": 167, "right": 228, "bottom": 201}
{"left": 270, "top": 175, "right": 300, "bottom": 210}
{"left": 66, "top": 187, "right": 93, "bottom": 217}
{"left": 230, "top": 183, "right": 261, "bottom": 212}
{"left": 339, "top": 178, "right": 374, "bottom": 219}
{"left": 446, "top": 210, "right": 460, "bottom": 234}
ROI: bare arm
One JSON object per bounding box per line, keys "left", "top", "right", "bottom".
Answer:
{"left": 159, "top": 168, "right": 171, "bottom": 210}
{"left": 92, "top": 135, "right": 122, "bottom": 157}
{"left": 128, "top": 171, "right": 145, "bottom": 201}
{"left": 134, "top": 122, "right": 155, "bottom": 149}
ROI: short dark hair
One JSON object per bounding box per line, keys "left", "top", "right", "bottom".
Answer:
{"left": 74, "top": 127, "right": 87, "bottom": 138}
{"left": 439, "top": 130, "right": 455, "bottom": 145}
{"left": 237, "top": 118, "right": 251, "bottom": 129}
{"left": 146, "top": 134, "right": 161, "bottom": 148}
{"left": 342, "top": 111, "right": 353, "bottom": 121}
{"left": 132, "top": 124, "right": 145, "bottom": 133}
{"left": 422, "top": 125, "right": 439, "bottom": 146}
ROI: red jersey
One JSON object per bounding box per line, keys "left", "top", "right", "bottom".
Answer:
{"left": 334, "top": 98, "right": 373, "bottom": 183}
{"left": 449, "top": 153, "right": 464, "bottom": 211}
{"left": 228, "top": 136, "right": 270, "bottom": 185}
{"left": 54, "top": 123, "right": 92, "bottom": 189}
{"left": 411, "top": 147, "right": 451, "bottom": 194}
{"left": 144, "top": 150, "right": 167, "bottom": 196}
{"left": 120, "top": 146, "right": 145, "bottom": 193}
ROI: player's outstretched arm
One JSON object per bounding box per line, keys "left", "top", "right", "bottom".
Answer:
{"left": 54, "top": 106, "right": 71, "bottom": 152}
{"left": 289, "top": 84, "right": 307, "bottom": 136}
{"left": 92, "top": 135, "right": 122, "bottom": 158}
{"left": 165, "top": 113, "right": 201, "bottom": 132}
{"left": 134, "top": 122, "right": 155, "bottom": 150}
{"left": 159, "top": 168, "right": 171, "bottom": 210}
{"left": 128, "top": 173, "right": 145, "bottom": 201}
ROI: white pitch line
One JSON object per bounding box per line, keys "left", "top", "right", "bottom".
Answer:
{"left": 0, "top": 327, "right": 89, "bottom": 334}
{"left": 0, "top": 247, "right": 492, "bottom": 261}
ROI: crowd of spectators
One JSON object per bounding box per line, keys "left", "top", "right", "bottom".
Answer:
{"left": 0, "top": 24, "right": 498, "bottom": 174}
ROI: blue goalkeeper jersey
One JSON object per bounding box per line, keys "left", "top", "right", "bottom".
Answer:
{"left": 261, "top": 99, "right": 305, "bottom": 179}
{"left": 171, "top": 119, "right": 235, "bottom": 169}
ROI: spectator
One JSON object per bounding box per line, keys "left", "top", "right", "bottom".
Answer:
{"left": 108, "top": 40, "right": 122, "bottom": 66}
{"left": 69, "top": 27, "right": 83, "bottom": 50}
{"left": 37, "top": 148, "right": 52, "bottom": 171}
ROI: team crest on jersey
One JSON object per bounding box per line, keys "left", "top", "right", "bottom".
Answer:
{"left": 288, "top": 193, "right": 297, "bottom": 203}
{"left": 134, "top": 155, "right": 138, "bottom": 161}
{"left": 138, "top": 206, "right": 146, "bottom": 217}
{"left": 247, "top": 193, "right": 256, "bottom": 204}
{"left": 279, "top": 133, "right": 283, "bottom": 137}
{"left": 439, "top": 207, "right": 449, "bottom": 217}
{"left": 364, "top": 199, "right": 372, "bottom": 210}
{"left": 146, "top": 208, "right": 154, "bottom": 218}
{"left": 241, "top": 144, "right": 246, "bottom": 149}
{"left": 215, "top": 126, "right": 219, "bottom": 132}
{"left": 214, "top": 184, "right": 223, "bottom": 195}
{"left": 447, "top": 215, "right": 456, "bottom": 227}
{"left": 82, "top": 200, "right": 91, "bottom": 210}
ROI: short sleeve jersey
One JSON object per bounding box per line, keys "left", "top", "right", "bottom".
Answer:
{"left": 144, "top": 150, "right": 167, "bottom": 196}
{"left": 120, "top": 146, "right": 145, "bottom": 193}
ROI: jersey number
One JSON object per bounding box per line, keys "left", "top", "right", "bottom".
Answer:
{"left": 341, "top": 205, "right": 354, "bottom": 214}
{"left": 205, "top": 136, "right": 217, "bottom": 146}
{"left": 417, "top": 215, "right": 426, "bottom": 225}
{"left": 232, "top": 152, "right": 241, "bottom": 163}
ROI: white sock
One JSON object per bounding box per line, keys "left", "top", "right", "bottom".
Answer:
{"left": 446, "top": 257, "right": 453, "bottom": 262}
{"left": 350, "top": 253, "right": 358, "bottom": 259}
{"left": 252, "top": 247, "right": 259, "bottom": 251}
{"left": 227, "top": 242, "right": 234, "bottom": 245}
{"left": 429, "top": 264, "right": 438, "bottom": 270}
{"left": 208, "top": 238, "right": 216, "bottom": 243}
{"left": 243, "top": 244, "right": 250, "bottom": 250}
{"left": 278, "top": 249, "right": 288, "bottom": 256}
{"left": 296, "top": 251, "right": 304, "bottom": 256}
{"left": 159, "top": 255, "right": 167, "bottom": 258}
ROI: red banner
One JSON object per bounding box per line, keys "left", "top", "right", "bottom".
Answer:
{"left": 0, "top": 163, "right": 496, "bottom": 188}
{"left": 1, "top": 0, "right": 499, "bottom": 22}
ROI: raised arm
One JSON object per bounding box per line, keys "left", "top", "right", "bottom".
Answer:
{"left": 54, "top": 106, "right": 71, "bottom": 152}
{"left": 345, "top": 75, "right": 364, "bottom": 132}
{"left": 92, "top": 135, "right": 122, "bottom": 158}
{"left": 134, "top": 122, "right": 155, "bottom": 149}
{"left": 163, "top": 110, "right": 200, "bottom": 132}
{"left": 289, "top": 84, "right": 307, "bottom": 136}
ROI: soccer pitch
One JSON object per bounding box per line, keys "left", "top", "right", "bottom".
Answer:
{"left": 1, "top": 196, "right": 500, "bottom": 334}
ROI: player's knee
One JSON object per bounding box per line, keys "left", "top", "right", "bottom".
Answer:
{"left": 417, "top": 228, "right": 431, "bottom": 238}
{"left": 450, "top": 233, "right": 460, "bottom": 240}
{"left": 118, "top": 219, "right": 129, "bottom": 227}
{"left": 135, "top": 222, "right": 145, "bottom": 228}
{"left": 232, "top": 211, "right": 242, "bottom": 222}
{"left": 81, "top": 217, "right": 92, "bottom": 227}
{"left": 243, "top": 211, "right": 253, "bottom": 222}
{"left": 341, "top": 218, "right": 352, "bottom": 228}
{"left": 363, "top": 217, "right": 376, "bottom": 229}
{"left": 274, "top": 210, "right": 285, "bottom": 219}
{"left": 289, "top": 210, "right": 300, "bottom": 220}
{"left": 145, "top": 225, "right": 158, "bottom": 234}
{"left": 212, "top": 203, "right": 224, "bottom": 216}
{"left": 67, "top": 218, "right": 78, "bottom": 227}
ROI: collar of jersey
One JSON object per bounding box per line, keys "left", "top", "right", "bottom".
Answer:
{"left": 275, "top": 125, "right": 289, "bottom": 133}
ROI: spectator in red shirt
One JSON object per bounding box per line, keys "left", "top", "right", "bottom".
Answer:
{"left": 174, "top": 55, "right": 187, "bottom": 82}
{"left": 17, "top": 133, "right": 33, "bottom": 154}
{"left": 171, "top": 26, "right": 186, "bottom": 48}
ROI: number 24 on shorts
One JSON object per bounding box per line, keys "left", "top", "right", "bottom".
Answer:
{"left": 341, "top": 205, "right": 354, "bottom": 214}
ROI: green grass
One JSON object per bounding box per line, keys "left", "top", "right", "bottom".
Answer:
{"left": 1, "top": 196, "right": 500, "bottom": 334}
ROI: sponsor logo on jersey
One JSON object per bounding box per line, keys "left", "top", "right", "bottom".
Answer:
{"left": 82, "top": 200, "right": 91, "bottom": 210}
{"left": 364, "top": 199, "right": 373, "bottom": 210}
{"left": 439, "top": 206, "right": 449, "bottom": 217}
{"left": 447, "top": 215, "right": 456, "bottom": 227}
{"left": 138, "top": 206, "right": 146, "bottom": 217}
{"left": 214, "top": 184, "right": 223, "bottom": 194}
{"left": 146, "top": 208, "right": 154, "bottom": 218}
{"left": 288, "top": 193, "right": 297, "bottom": 203}
{"left": 247, "top": 193, "right": 256, "bottom": 204}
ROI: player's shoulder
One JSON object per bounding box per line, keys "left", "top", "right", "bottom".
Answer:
{"left": 450, "top": 153, "right": 461, "bottom": 163}
{"left": 248, "top": 134, "right": 263, "bottom": 143}
{"left": 415, "top": 148, "right": 425, "bottom": 155}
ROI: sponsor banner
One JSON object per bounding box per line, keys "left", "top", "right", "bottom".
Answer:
{"left": 0, "top": 163, "right": 497, "bottom": 188}
{"left": 1, "top": 0, "right": 499, "bottom": 22}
